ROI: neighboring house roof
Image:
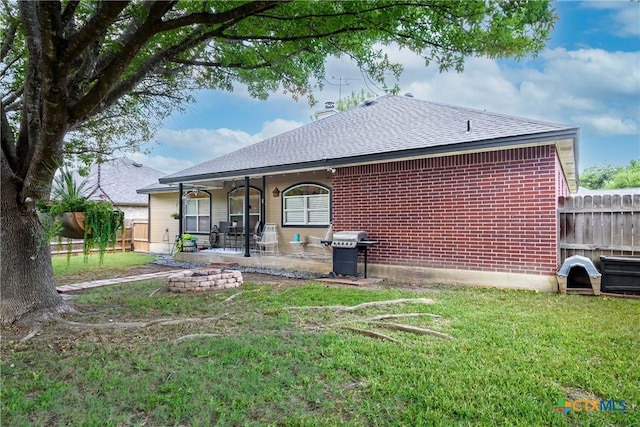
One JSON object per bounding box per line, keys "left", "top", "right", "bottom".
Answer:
{"left": 77, "top": 157, "right": 167, "bottom": 205}
{"left": 159, "top": 95, "right": 579, "bottom": 190}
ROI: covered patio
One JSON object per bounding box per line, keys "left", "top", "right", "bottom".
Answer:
{"left": 174, "top": 249, "right": 332, "bottom": 276}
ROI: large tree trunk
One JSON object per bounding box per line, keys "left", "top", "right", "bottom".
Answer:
{"left": 0, "top": 179, "right": 74, "bottom": 325}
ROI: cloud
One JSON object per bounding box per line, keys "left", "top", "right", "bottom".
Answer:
{"left": 150, "top": 127, "right": 254, "bottom": 160}
{"left": 535, "top": 48, "right": 640, "bottom": 96}
{"left": 573, "top": 115, "right": 638, "bottom": 136}
{"left": 131, "top": 118, "right": 304, "bottom": 174}
{"left": 581, "top": 2, "right": 640, "bottom": 37}
{"left": 364, "top": 45, "right": 640, "bottom": 135}
{"left": 255, "top": 118, "right": 304, "bottom": 140}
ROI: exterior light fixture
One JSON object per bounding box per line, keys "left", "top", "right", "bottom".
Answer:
{"left": 272, "top": 187, "right": 280, "bottom": 197}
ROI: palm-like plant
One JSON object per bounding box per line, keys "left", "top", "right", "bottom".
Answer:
{"left": 37, "top": 167, "right": 124, "bottom": 264}
{"left": 48, "top": 169, "right": 90, "bottom": 214}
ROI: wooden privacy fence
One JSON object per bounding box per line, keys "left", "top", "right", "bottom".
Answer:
{"left": 558, "top": 193, "right": 639, "bottom": 266}
{"left": 131, "top": 220, "right": 149, "bottom": 252}
{"left": 49, "top": 220, "right": 150, "bottom": 255}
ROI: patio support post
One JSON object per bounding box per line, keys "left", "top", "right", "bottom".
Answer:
{"left": 244, "top": 176, "right": 250, "bottom": 257}
{"left": 261, "top": 176, "right": 266, "bottom": 223}
{"left": 178, "top": 183, "right": 184, "bottom": 238}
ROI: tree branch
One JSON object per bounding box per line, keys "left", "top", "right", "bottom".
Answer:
{"left": 1, "top": 102, "right": 18, "bottom": 171}
{"left": 0, "top": 17, "right": 18, "bottom": 60}
{"left": 87, "top": 28, "right": 217, "bottom": 117}
{"left": 340, "top": 326, "right": 401, "bottom": 343}
{"left": 61, "top": 1, "right": 130, "bottom": 66}
{"left": 68, "top": 1, "right": 174, "bottom": 123}
{"left": 60, "top": 0, "right": 80, "bottom": 33}
{"left": 157, "top": 1, "right": 282, "bottom": 32}
{"left": 219, "top": 26, "right": 368, "bottom": 43}
{"left": 17, "top": 2, "right": 71, "bottom": 202}
{"left": 0, "top": 54, "right": 22, "bottom": 80}
{"left": 172, "top": 47, "right": 307, "bottom": 70}
{"left": 15, "top": 1, "right": 44, "bottom": 180}
{"left": 368, "top": 322, "right": 453, "bottom": 339}
{"left": 1, "top": 88, "right": 23, "bottom": 112}
{"left": 254, "top": 2, "right": 440, "bottom": 21}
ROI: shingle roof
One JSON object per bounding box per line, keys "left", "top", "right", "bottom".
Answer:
{"left": 136, "top": 180, "right": 177, "bottom": 194}
{"left": 160, "top": 95, "right": 578, "bottom": 184}
{"left": 77, "top": 157, "right": 167, "bottom": 205}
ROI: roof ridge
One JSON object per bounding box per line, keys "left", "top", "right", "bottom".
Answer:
{"left": 388, "top": 95, "right": 572, "bottom": 129}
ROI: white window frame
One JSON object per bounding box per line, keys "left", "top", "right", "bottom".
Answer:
{"left": 283, "top": 184, "right": 330, "bottom": 226}
{"left": 228, "top": 186, "right": 261, "bottom": 228}
{"left": 184, "top": 197, "right": 210, "bottom": 233}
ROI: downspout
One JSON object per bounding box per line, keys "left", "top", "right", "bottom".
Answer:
{"left": 244, "top": 176, "right": 250, "bottom": 257}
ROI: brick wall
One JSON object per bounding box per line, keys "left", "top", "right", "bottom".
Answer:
{"left": 332, "top": 145, "right": 561, "bottom": 275}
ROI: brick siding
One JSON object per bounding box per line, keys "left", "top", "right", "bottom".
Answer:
{"left": 332, "top": 145, "right": 561, "bottom": 275}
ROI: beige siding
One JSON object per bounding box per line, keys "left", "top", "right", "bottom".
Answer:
{"left": 210, "top": 188, "right": 228, "bottom": 228}
{"left": 149, "top": 192, "right": 181, "bottom": 253}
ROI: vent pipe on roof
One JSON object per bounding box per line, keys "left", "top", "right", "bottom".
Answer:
{"left": 467, "top": 119, "right": 472, "bottom": 133}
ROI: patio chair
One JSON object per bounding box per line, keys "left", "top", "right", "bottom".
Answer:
{"left": 307, "top": 223, "right": 332, "bottom": 258}
{"left": 218, "top": 221, "right": 231, "bottom": 249}
{"left": 256, "top": 223, "right": 279, "bottom": 256}
{"left": 251, "top": 221, "right": 264, "bottom": 251}
{"left": 209, "top": 225, "right": 220, "bottom": 248}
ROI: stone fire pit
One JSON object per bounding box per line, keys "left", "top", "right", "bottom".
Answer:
{"left": 168, "top": 268, "right": 242, "bottom": 293}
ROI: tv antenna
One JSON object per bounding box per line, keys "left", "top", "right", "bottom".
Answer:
{"left": 325, "top": 76, "right": 360, "bottom": 102}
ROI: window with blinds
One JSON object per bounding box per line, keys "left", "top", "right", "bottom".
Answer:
{"left": 184, "top": 197, "right": 210, "bottom": 233}
{"left": 283, "top": 184, "right": 330, "bottom": 225}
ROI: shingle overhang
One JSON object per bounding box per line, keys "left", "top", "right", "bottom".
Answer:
{"left": 159, "top": 130, "right": 579, "bottom": 190}
{"left": 158, "top": 96, "right": 579, "bottom": 192}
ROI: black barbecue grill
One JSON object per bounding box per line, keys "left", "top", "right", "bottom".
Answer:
{"left": 325, "top": 231, "right": 378, "bottom": 279}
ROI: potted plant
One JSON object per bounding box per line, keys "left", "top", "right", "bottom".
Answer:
{"left": 37, "top": 168, "right": 124, "bottom": 264}
{"left": 170, "top": 212, "right": 180, "bottom": 219}
{"left": 176, "top": 233, "right": 198, "bottom": 253}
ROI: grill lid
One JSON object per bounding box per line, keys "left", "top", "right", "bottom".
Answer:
{"left": 331, "top": 231, "right": 368, "bottom": 248}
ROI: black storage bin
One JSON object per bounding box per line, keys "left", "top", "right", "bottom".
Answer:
{"left": 600, "top": 256, "right": 640, "bottom": 295}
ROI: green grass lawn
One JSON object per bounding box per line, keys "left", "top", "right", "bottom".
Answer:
{"left": 52, "top": 251, "right": 156, "bottom": 276}
{"left": 51, "top": 252, "right": 154, "bottom": 285}
{"left": 1, "top": 275, "right": 638, "bottom": 426}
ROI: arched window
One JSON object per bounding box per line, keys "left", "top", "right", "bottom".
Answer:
{"left": 283, "top": 183, "right": 330, "bottom": 226}
{"left": 228, "top": 186, "right": 261, "bottom": 230}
